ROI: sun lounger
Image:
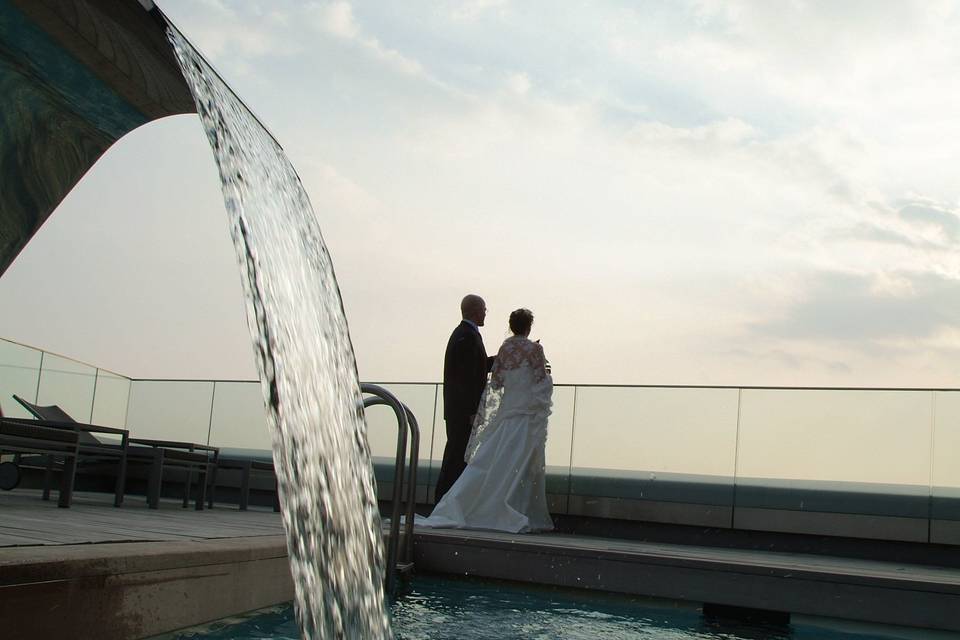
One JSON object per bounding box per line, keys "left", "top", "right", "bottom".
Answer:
{"left": 13, "top": 395, "right": 216, "bottom": 509}
{"left": 1, "top": 414, "right": 129, "bottom": 506}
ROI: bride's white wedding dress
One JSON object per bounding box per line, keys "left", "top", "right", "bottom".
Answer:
{"left": 419, "top": 335, "right": 554, "bottom": 533}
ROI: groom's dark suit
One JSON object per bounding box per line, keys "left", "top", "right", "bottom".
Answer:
{"left": 435, "top": 320, "right": 493, "bottom": 503}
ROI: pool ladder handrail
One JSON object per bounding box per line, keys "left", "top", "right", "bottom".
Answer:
{"left": 361, "top": 383, "right": 419, "bottom": 594}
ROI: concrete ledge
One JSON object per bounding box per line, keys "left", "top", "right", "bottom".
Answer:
{"left": 375, "top": 482, "right": 432, "bottom": 505}
{"left": 568, "top": 495, "right": 732, "bottom": 528}
{"left": 733, "top": 506, "right": 928, "bottom": 543}
{"left": 931, "top": 519, "right": 960, "bottom": 545}
{"left": 734, "top": 481, "right": 929, "bottom": 518}
{"left": 0, "top": 536, "right": 293, "bottom": 640}
{"left": 412, "top": 529, "right": 960, "bottom": 632}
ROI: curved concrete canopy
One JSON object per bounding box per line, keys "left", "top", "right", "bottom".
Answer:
{"left": 0, "top": 0, "right": 196, "bottom": 276}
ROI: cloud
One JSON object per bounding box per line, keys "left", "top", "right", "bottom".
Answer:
{"left": 310, "top": 1, "right": 426, "bottom": 77}
{"left": 725, "top": 347, "right": 853, "bottom": 375}
{"left": 169, "top": 0, "right": 303, "bottom": 61}
{"left": 166, "top": 1, "right": 444, "bottom": 86}
{"left": 685, "top": 0, "right": 957, "bottom": 73}
{"left": 299, "top": 159, "right": 382, "bottom": 219}
{"left": 897, "top": 200, "right": 960, "bottom": 244}
{"left": 313, "top": 0, "right": 358, "bottom": 38}
{"left": 450, "top": 0, "right": 510, "bottom": 22}
{"left": 752, "top": 270, "right": 960, "bottom": 343}
{"left": 630, "top": 0, "right": 960, "bottom": 164}
{"left": 832, "top": 222, "right": 922, "bottom": 249}
{"left": 506, "top": 72, "right": 531, "bottom": 95}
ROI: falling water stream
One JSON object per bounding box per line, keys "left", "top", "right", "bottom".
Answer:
{"left": 168, "top": 29, "right": 392, "bottom": 640}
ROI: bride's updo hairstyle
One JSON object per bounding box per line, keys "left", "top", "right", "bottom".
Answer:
{"left": 509, "top": 308, "right": 534, "bottom": 336}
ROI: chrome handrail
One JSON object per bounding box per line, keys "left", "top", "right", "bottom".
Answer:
{"left": 361, "top": 383, "right": 419, "bottom": 593}
{"left": 401, "top": 404, "right": 419, "bottom": 565}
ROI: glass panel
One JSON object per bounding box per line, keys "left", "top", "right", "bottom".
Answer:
{"left": 569, "top": 387, "right": 739, "bottom": 504}
{"left": 364, "top": 383, "right": 438, "bottom": 499}
{"left": 546, "top": 386, "right": 575, "bottom": 501}
{"left": 36, "top": 353, "right": 97, "bottom": 422}
{"left": 126, "top": 380, "right": 215, "bottom": 444}
{"left": 208, "top": 381, "right": 269, "bottom": 453}
{"left": 738, "top": 389, "right": 931, "bottom": 486}
{"left": 91, "top": 370, "right": 131, "bottom": 428}
{"left": 0, "top": 339, "right": 42, "bottom": 417}
{"left": 429, "top": 387, "right": 446, "bottom": 495}
{"left": 736, "top": 389, "right": 931, "bottom": 518}
{"left": 932, "top": 391, "right": 960, "bottom": 527}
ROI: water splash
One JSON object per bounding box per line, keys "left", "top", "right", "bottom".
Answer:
{"left": 167, "top": 28, "right": 392, "bottom": 639}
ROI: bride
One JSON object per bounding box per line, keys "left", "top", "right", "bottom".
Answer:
{"left": 419, "top": 308, "right": 554, "bottom": 533}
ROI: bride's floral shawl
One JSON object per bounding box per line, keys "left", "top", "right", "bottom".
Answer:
{"left": 465, "top": 335, "right": 553, "bottom": 463}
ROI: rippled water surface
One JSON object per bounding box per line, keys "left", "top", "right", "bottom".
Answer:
{"left": 163, "top": 574, "right": 916, "bottom": 640}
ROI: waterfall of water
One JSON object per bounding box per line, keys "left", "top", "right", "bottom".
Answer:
{"left": 167, "top": 29, "right": 393, "bottom": 640}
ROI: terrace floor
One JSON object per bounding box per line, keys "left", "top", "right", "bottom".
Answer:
{"left": 0, "top": 490, "right": 290, "bottom": 640}
{"left": 0, "top": 490, "right": 284, "bottom": 546}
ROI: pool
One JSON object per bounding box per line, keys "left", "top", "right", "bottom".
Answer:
{"left": 155, "top": 574, "right": 943, "bottom": 640}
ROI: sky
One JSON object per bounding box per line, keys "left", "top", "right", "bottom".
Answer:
{"left": 3, "top": 0, "right": 960, "bottom": 387}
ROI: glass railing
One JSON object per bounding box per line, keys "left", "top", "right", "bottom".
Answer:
{"left": 0, "top": 339, "right": 44, "bottom": 418}
{"left": 3, "top": 337, "right": 958, "bottom": 543}
{"left": 0, "top": 338, "right": 131, "bottom": 423}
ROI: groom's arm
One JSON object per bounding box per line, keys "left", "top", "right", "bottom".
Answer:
{"left": 463, "top": 336, "right": 488, "bottom": 407}
{"left": 452, "top": 336, "right": 482, "bottom": 380}
{"left": 447, "top": 335, "right": 483, "bottom": 415}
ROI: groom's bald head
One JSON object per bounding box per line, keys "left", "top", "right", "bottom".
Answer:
{"left": 461, "top": 294, "right": 487, "bottom": 326}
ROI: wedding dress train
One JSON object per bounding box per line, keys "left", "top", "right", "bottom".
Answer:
{"left": 419, "top": 335, "right": 554, "bottom": 533}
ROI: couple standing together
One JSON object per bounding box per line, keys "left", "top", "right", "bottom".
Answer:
{"left": 419, "top": 294, "right": 554, "bottom": 533}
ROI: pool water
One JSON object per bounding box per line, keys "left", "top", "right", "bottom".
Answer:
{"left": 159, "top": 574, "right": 935, "bottom": 640}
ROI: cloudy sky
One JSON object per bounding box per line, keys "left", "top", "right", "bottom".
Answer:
{"left": 3, "top": 0, "right": 960, "bottom": 387}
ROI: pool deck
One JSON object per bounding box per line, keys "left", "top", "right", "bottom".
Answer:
{"left": 0, "top": 491, "right": 291, "bottom": 640}
{"left": 413, "top": 527, "right": 960, "bottom": 633}
{"left": 0, "top": 491, "right": 285, "bottom": 546}
{"left": 2, "top": 491, "right": 960, "bottom": 637}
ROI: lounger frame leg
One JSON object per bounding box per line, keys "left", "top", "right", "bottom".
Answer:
{"left": 42, "top": 454, "right": 54, "bottom": 501}
{"left": 207, "top": 464, "right": 218, "bottom": 509}
{"left": 57, "top": 453, "right": 77, "bottom": 508}
{"left": 147, "top": 452, "right": 163, "bottom": 509}
{"left": 195, "top": 464, "right": 207, "bottom": 510}
{"left": 239, "top": 460, "right": 252, "bottom": 511}
{"left": 182, "top": 467, "right": 192, "bottom": 508}
{"left": 114, "top": 451, "right": 127, "bottom": 507}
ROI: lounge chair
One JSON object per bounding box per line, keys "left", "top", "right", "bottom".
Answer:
{"left": 13, "top": 395, "right": 216, "bottom": 509}
{"left": 0, "top": 417, "right": 80, "bottom": 507}
{"left": 1, "top": 414, "right": 130, "bottom": 506}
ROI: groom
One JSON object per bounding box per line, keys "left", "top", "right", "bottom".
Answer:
{"left": 434, "top": 294, "right": 494, "bottom": 503}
